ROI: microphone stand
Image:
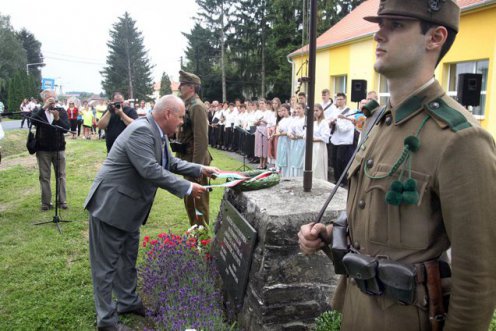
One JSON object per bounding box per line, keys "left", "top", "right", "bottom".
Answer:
{"left": 29, "top": 111, "right": 76, "bottom": 234}
{"left": 236, "top": 126, "right": 250, "bottom": 171}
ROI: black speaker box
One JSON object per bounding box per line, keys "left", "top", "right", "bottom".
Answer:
{"left": 351, "top": 79, "right": 367, "bottom": 102}
{"left": 457, "top": 73, "right": 482, "bottom": 106}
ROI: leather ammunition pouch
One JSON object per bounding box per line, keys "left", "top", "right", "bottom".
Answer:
{"left": 378, "top": 259, "right": 416, "bottom": 305}
{"left": 170, "top": 141, "right": 187, "bottom": 154}
{"left": 343, "top": 253, "right": 383, "bottom": 296}
{"left": 330, "top": 212, "right": 349, "bottom": 275}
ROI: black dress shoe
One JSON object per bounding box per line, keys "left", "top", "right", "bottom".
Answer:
{"left": 118, "top": 302, "right": 146, "bottom": 317}
{"left": 98, "top": 322, "right": 132, "bottom": 331}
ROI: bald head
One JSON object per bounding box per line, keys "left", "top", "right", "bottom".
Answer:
{"left": 153, "top": 95, "right": 186, "bottom": 136}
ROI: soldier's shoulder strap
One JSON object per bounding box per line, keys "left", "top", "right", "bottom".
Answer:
{"left": 425, "top": 95, "right": 472, "bottom": 132}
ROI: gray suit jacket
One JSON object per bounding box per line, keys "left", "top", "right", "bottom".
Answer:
{"left": 84, "top": 113, "right": 202, "bottom": 232}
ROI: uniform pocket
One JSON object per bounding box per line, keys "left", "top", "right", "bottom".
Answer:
{"left": 365, "top": 164, "right": 432, "bottom": 249}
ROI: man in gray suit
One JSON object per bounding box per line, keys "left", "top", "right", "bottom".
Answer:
{"left": 84, "top": 95, "right": 220, "bottom": 331}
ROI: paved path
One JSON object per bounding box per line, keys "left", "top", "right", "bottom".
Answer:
{"left": 1, "top": 120, "right": 26, "bottom": 131}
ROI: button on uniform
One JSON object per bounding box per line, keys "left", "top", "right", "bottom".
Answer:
{"left": 367, "top": 159, "right": 374, "bottom": 168}
{"left": 358, "top": 200, "right": 366, "bottom": 209}
{"left": 385, "top": 115, "right": 393, "bottom": 126}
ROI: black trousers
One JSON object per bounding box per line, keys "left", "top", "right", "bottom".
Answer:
{"left": 333, "top": 144, "right": 354, "bottom": 186}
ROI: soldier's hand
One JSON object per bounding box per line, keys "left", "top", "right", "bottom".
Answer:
{"left": 201, "top": 166, "right": 220, "bottom": 178}
{"left": 190, "top": 183, "right": 207, "bottom": 199}
{"left": 298, "top": 222, "right": 333, "bottom": 255}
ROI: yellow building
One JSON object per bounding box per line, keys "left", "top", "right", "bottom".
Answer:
{"left": 288, "top": 0, "right": 496, "bottom": 134}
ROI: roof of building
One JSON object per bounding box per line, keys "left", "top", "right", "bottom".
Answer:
{"left": 289, "top": 0, "right": 493, "bottom": 58}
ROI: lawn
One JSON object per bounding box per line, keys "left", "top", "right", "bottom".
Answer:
{"left": 1, "top": 130, "right": 495, "bottom": 330}
{"left": 0, "top": 130, "right": 247, "bottom": 330}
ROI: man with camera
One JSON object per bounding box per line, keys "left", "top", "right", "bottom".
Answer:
{"left": 97, "top": 92, "right": 138, "bottom": 152}
{"left": 30, "top": 90, "right": 70, "bottom": 211}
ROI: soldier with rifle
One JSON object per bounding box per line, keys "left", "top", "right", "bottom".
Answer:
{"left": 298, "top": 0, "right": 496, "bottom": 330}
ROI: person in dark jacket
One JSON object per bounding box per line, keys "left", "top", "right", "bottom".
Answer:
{"left": 31, "top": 90, "right": 70, "bottom": 210}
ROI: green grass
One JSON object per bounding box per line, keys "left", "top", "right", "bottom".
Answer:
{"left": 0, "top": 130, "right": 248, "bottom": 330}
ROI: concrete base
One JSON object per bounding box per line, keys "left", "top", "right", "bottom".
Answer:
{"left": 215, "top": 177, "right": 347, "bottom": 331}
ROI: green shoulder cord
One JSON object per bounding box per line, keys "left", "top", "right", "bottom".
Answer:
{"left": 363, "top": 115, "right": 430, "bottom": 206}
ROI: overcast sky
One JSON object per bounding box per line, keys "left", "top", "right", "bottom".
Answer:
{"left": 1, "top": 0, "right": 198, "bottom": 94}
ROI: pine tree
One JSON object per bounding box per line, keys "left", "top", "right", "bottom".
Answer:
{"left": 159, "top": 72, "right": 172, "bottom": 96}
{"left": 101, "top": 12, "right": 154, "bottom": 100}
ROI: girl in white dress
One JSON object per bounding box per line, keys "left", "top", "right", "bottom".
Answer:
{"left": 307, "top": 104, "right": 330, "bottom": 181}
{"left": 288, "top": 103, "right": 306, "bottom": 177}
{"left": 275, "top": 104, "right": 292, "bottom": 177}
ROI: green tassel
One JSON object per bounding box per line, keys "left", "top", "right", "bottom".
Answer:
{"left": 386, "top": 191, "right": 403, "bottom": 205}
{"left": 403, "top": 178, "right": 417, "bottom": 191}
{"left": 402, "top": 190, "right": 420, "bottom": 205}
{"left": 386, "top": 180, "right": 404, "bottom": 205}
{"left": 390, "top": 180, "right": 404, "bottom": 193}
{"left": 404, "top": 136, "right": 420, "bottom": 152}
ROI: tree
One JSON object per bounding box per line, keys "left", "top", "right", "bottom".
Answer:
{"left": 0, "top": 14, "right": 27, "bottom": 102}
{"left": 182, "top": 23, "right": 221, "bottom": 101}
{"left": 159, "top": 72, "right": 172, "bottom": 96}
{"left": 16, "top": 28, "right": 44, "bottom": 87}
{"left": 7, "top": 70, "right": 36, "bottom": 115}
{"left": 101, "top": 12, "right": 154, "bottom": 100}
{"left": 196, "top": 0, "right": 235, "bottom": 101}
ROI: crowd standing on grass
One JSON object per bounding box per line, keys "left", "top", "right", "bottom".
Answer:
{"left": 204, "top": 89, "right": 371, "bottom": 185}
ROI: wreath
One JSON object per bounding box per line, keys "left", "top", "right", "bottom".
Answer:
{"left": 228, "top": 169, "right": 280, "bottom": 191}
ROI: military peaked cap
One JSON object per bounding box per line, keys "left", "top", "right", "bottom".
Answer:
{"left": 179, "top": 70, "right": 201, "bottom": 85}
{"left": 364, "top": 0, "right": 460, "bottom": 32}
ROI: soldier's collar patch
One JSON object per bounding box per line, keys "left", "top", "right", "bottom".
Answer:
{"left": 393, "top": 95, "right": 425, "bottom": 125}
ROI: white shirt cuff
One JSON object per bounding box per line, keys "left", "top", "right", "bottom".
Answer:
{"left": 186, "top": 183, "right": 193, "bottom": 196}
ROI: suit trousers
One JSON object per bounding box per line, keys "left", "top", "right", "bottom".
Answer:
{"left": 184, "top": 175, "right": 210, "bottom": 226}
{"left": 36, "top": 151, "right": 66, "bottom": 206}
{"left": 88, "top": 215, "right": 142, "bottom": 327}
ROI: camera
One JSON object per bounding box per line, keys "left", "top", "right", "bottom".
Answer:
{"left": 107, "top": 102, "right": 122, "bottom": 113}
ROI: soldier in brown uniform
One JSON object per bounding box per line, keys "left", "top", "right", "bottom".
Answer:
{"left": 299, "top": 1, "right": 496, "bottom": 330}
{"left": 176, "top": 70, "right": 212, "bottom": 226}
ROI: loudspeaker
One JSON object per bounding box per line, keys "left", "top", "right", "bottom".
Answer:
{"left": 351, "top": 79, "right": 367, "bottom": 102}
{"left": 457, "top": 73, "right": 482, "bottom": 106}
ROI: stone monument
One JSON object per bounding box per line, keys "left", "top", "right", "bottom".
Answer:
{"left": 213, "top": 177, "right": 347, "bottom": 330}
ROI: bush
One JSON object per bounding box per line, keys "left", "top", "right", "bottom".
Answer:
{"left": 315, "top": 310, "right": 342, "bottom": 331}
{"left": 139, "top": 228, "right": 230, "bottom": 331}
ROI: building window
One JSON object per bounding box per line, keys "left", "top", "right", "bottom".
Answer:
{"left": 447, "top": 59, "right": 488, "bottom": 118}
{"left": 378, "top": 74, "right": 390, "bottom": 106}
{"left": 333, "top": 75, "right": 347, "bottom": 95}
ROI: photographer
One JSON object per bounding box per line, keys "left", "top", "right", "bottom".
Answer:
{"left": 97, "top": 92, "right": 138, "bottom": 152}
{"left": 30, "top": 90, "right": 70, "bottom": 211}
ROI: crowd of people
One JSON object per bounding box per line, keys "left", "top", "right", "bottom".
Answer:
{"left": 18, "top": 96, "right": 154, "bottom": 141}
{"left": 204, "top": 89, "right": 376, "bottom": 183}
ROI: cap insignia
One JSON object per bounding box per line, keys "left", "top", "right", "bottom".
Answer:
{"left": 428, "top": 0, "right": 445, "bottom": 13}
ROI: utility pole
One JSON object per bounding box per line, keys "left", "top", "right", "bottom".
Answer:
{"left": 303, "top": 0, "right": 317, "bottom": 192}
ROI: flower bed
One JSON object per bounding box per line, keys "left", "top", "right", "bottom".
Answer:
{"left": 139, "top": 226, "right": 232, "bottom": 331}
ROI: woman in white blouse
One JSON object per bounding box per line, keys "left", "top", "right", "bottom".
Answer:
{"left": 307, "top": 104, "right": 330, "bottom": 181}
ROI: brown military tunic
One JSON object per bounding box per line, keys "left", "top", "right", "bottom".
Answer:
{"left": 334, "top": 80, "right": 496, "bottom": 330}
{"left": 177, "top": 94, "right": 212, "bottom": 226}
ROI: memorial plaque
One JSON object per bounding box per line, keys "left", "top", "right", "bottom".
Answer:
{"left": 213, "top": 200, "right": 257, "bottom": 306}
